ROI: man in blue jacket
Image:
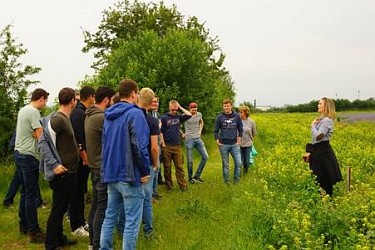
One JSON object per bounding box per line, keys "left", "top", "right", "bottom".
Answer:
{"left": 214, "top": 99, "right": 243, "bottom": 184}
{"left": 100, "top": 79, "right": 150, "bottom": 250}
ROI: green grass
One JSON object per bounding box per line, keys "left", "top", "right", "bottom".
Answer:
{"left": 0, "top": 134, "right": 263, "bottom": 250}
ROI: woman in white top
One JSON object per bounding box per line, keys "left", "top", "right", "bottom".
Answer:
{"left": 239, "top": 105, "right": 257, "bottom": 174}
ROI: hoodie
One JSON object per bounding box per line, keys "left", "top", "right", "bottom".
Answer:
{"left": 214, "top": 111, "right": 243, "bottom": 145}
{"left": 101, "top": 101, "right": 150, "bottom": 186}
{"left": 84, "top": 105, "right": 104, "bottom": 174}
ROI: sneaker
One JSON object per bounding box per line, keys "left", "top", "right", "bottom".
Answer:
{"left": 83, "top": 223, "right": 90, "bottom": 232}
{"left": 193, "top": 177, "right": 204, "bottom": 183}
{"left": 88, "top": 245, "right": 94, "bottom": 250}
{"left": 37, "top": 200, "right": 47, "bottom": 209}
{"left": 152, "top": 194, "right": 162, "bottom": 200}
{"left": 71, "top": 226, "right": 89, "bottom": 237}
{"left": 29, "top": 230, "right": 46, "bottom": 243}
{"left": 189, "top": 178, "right": 196, "bottom": 184}
{"left": 144, "top": 231, "right": 154, "bottom": 239}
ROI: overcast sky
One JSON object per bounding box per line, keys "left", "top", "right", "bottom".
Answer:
{"left": 1, "top": 0, "right": 374, "bottom": 107}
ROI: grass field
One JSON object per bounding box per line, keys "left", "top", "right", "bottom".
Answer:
{"left": 0, "top": 112, "right": 374, "bottom": 249}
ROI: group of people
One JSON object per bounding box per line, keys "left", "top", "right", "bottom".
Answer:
{"left": 5, "top": 75, "right": 341, "bottom": 249}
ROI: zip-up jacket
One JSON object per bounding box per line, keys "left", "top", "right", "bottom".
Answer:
{"left": 38, "top": 113, "right": 62, "bottom": 181}
{"left": 102, "top": 102, "right": 150, "bottom": 186}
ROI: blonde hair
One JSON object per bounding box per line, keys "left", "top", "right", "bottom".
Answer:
{"left": 322, "top": 97, "right": 336, "bottom": 120}
{"left": 239, "top": 105, "right": 250, "bottom": 118}
{"left": 139, "top": 88, "right": 155, "bottom": 106}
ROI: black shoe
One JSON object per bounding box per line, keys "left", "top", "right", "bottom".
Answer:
{"left": 189, "top": 178, "right": 196, "bottom": 184}
{"left": 60, "top": 235, "right": 78, "bottom": 246}
{"left": 152, "top": 194, "right": 162, "bottom": 200}
{"left": 193, "top": 177, "right": 204, "bottom": 183}
{"left": 28, "top": 230, "right": 46, "bottom": 243}
{"left": 3, "top": 201, "right": 14, "bottom": 208}
{"left": 19, "top": 225, "right": 28, "bottom": 235}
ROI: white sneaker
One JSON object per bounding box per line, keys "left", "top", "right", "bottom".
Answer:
{"left": 71, "top": 226, "right": 89, "bottom": 237}
{"left": 88, "top": 245, "right": 93, "bottom": 250}
{"left": 83, "top": 223, "right": 89, "bottom": 232}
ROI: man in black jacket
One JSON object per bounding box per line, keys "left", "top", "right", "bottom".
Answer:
{"left": 69, "top": 86, "right": 95, "bottom": 236}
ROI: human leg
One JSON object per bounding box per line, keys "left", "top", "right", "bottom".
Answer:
{"left": 142, "top": 166, "right": 154, "bottom": 235}
{"left": 120, "top": 183, "right": 144, "bottom": 250}
{"left": 194, "top": 138, "right": 209, "bottom": 179}
{"left": 230, "top": 145, "right": 242, "bottom": 182}
{"left": 185, "top": 139, "right": 194, "bottom": 180}
{"left": 162, "top": 146, "right": 173, "bottom": 190}
{"left": 172, "top": 146, "right": 187, "bottom": 190}
{"left": 45, "top": 174, "right": 77, "bottom": 250}
{"left": 219, "top": 145, "right": 230, "bottom": 183}
{"left": 100, "top": 183, "right": 123, "bottom": 250}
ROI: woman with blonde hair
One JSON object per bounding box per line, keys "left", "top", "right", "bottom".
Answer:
{"left": 303, "top": 97, "right": 342, "bottom": 196}
{"left": 238, "top": 105, "right": 256, "bottom": 174}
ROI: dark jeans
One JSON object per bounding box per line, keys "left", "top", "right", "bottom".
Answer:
{"left": 240, "top": 146, "right": 252, "bottom": 172}
{"left": 3, "top": 166, "right": 43, "bottom": 206}
{"left": 45, "top": 173, "right": 77, "bottom": 250}
{"left": 88, "top": 173, "right": 108, "bottom": 250}
{"left": 15, "top": 151, "right": 41, "bottom": 233}
{"left": 68, "top": 162, "right": 89, "bottom": 231}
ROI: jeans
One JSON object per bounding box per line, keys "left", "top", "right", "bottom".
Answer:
{"left": 100, "top": 182, "right": 144, "bottom": 250}
{"left": 14, "top": 151, "right": 41, "bottom": 233}
{"left": 45, "top": 173, "right": 77, "bottom": 250}
{"left": 152, "top": 145, "right": 161, "bottom": 196}
{"left": 142, "top": 166, "right": 154, "bottom": 235}
{"left": 185, "top": 138, "right": 209, "bottom": 179}
{"left": 88, "top": 173, "right": 108, "bottom": 250}
{"left": 218, "top": 144, "right": 242, "bottom": 183}
{"left": 3, "top": 166, "right": 43, "bottom": 207}
{"left": 240, "top": 146, "right": 252, "bottom": 172}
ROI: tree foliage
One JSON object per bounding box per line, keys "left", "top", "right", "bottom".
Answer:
{"left": 0, "top": 25, "right": 41, "bottom": 160}
{"left": 82, "top": 0, "right": 235, "bottom": 131}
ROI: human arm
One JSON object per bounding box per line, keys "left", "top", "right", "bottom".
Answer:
{"left": 177, "top": 102, "right": 192, "bottom": 116}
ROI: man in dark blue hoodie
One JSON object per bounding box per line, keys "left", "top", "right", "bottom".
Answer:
{"left": 214, "top": 99, "right": 243, "bottom": 184}
{"left": 100, "top": 79, "right": 150, "bottom": 250}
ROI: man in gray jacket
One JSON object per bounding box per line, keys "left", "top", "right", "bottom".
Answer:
{"left": 84, "top": 86, "right": 115, "bottom": 250}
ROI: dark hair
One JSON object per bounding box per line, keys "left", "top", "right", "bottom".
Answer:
{"left": 31, "top": 88, "right": 49, "bottom": 101}
{"left": 118, "top": 79, "right": 138, "bottom": 99}
{"left": 79, "top": 86, "right": 95, "bottom": 101}
{"left": 58, "top": 87, "right": 75, "bottom": 105}
{"left": 95, "top": 86, "right": 115, "bottom": 103}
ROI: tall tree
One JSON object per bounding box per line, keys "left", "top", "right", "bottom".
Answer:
{"left": 0, "top": 24, "right": 41, "bottom": 160}
{"left": 82, "top": 0, "right": 235, "bottom": 130}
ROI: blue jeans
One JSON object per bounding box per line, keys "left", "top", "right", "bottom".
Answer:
{"left": 142, "top": 166, "right": 154, "bottom": 235}
{"left": 100, "top": 182, "right": 144, "bottom": 250}
{"left": 218, "top": 144, "right": 242, "bottom": 183}
{"left": 152, "top": 145, "right": 161, "bottom": 196}
{"left": 240, "top": 146, "right": 252, "bottom": 171}
{"left": 15, "top": 151, "right": 41, "bottom": 233}
{"left": 186, "top": 138, "right": 209, "bottom": 179}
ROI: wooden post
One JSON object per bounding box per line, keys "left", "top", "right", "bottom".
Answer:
{"left": 347, "top": 166, "right": 352, "bottom": 192}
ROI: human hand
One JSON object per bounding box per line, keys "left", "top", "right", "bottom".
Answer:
{"left": 53, "top": 165, "right": 68, "bottom": 175}
{"left": 302, "top": 153, "right": 311, "bottom": 163}
{"left": 141, "top": 175, "right": 151, "bottom": 184}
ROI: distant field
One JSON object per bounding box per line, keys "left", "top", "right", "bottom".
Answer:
{"left": 0, "top": 111, "right": 374, "bottom": 249}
